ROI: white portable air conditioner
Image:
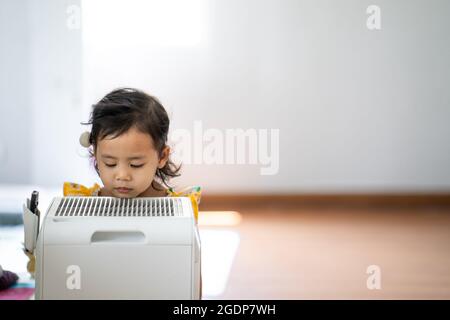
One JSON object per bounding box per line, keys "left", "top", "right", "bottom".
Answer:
{"left": 34, "top": 196, "right": 201, "bottom": 300}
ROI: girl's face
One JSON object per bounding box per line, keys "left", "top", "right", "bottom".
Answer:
{"left": 95, "top": 126, "right": 169, "bottom": 198}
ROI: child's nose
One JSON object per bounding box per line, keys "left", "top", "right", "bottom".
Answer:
{"left": 115, "top": 166, "right": 132, "bottom": 181}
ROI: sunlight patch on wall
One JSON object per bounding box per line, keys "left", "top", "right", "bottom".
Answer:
{"left": 81, "top": 0, "right": 207, "bottom": 48}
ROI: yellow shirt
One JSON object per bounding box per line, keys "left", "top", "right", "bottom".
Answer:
{"left": 63, "top": 182, "right": 201, "bottom": 220}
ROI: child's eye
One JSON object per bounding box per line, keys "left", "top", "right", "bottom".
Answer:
{"left": 104, "top": 163, "right": 143, "bottom": 168}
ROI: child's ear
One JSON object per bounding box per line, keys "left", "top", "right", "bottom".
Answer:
{"left": 158, "top": 146, "right": 170, "bottom": 169}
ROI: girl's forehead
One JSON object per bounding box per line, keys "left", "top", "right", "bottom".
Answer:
{"left": 97, "top": 127, "right": 156, "bottom": 154}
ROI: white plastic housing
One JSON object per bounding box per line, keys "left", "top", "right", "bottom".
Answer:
{"left": 35, "top": 197, "right": 201, "bottom": 300}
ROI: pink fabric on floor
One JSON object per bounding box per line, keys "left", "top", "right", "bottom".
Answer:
{"left": 0, "top": 287, "right": 34, "bottom": 300}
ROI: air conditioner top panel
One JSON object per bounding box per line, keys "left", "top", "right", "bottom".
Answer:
{"left": 40, "top": 197, "right": 195, "bottom": 246}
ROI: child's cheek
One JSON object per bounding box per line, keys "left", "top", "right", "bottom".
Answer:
{"left": 98, "top": 166, "right": 112, "bottom": 189}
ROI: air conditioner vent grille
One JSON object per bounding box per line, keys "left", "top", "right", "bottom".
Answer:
{"left": 54, "top": 197, "right": 183, "bottom": 217}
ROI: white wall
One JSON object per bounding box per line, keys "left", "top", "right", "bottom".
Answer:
{"left": 0, "top": 0, "right": 31, "bottom": 183}
{"left": 1, "top": 0, "right": 449, "bottom": 193}
{"left": 81, "top": 0, "right": 450, "bottom": 193}
{"left": 27, "top": 0, "right": 91, "bottom": 187}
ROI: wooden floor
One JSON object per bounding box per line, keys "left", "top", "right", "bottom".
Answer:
{"left": 200, "top": 204, "right": 450, "bottom": 299}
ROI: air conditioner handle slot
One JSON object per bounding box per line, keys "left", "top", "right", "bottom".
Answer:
{"left": 90, "top": 231, "right": 146, "bottom": 244}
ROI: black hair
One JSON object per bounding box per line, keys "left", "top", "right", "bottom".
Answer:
{"left": 82, "top": 88, "right": 181, "bottom": 190}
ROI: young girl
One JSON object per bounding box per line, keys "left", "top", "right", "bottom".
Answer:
{"left": 64, "top": 88, "right": 201, "bottom": 216}
{"left": 25, "top": 88, "right": 202, "bottom": 293}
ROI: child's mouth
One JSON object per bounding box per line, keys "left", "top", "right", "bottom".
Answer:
{"left": 115, "top": 187, "right": 132, "bottom": 194}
